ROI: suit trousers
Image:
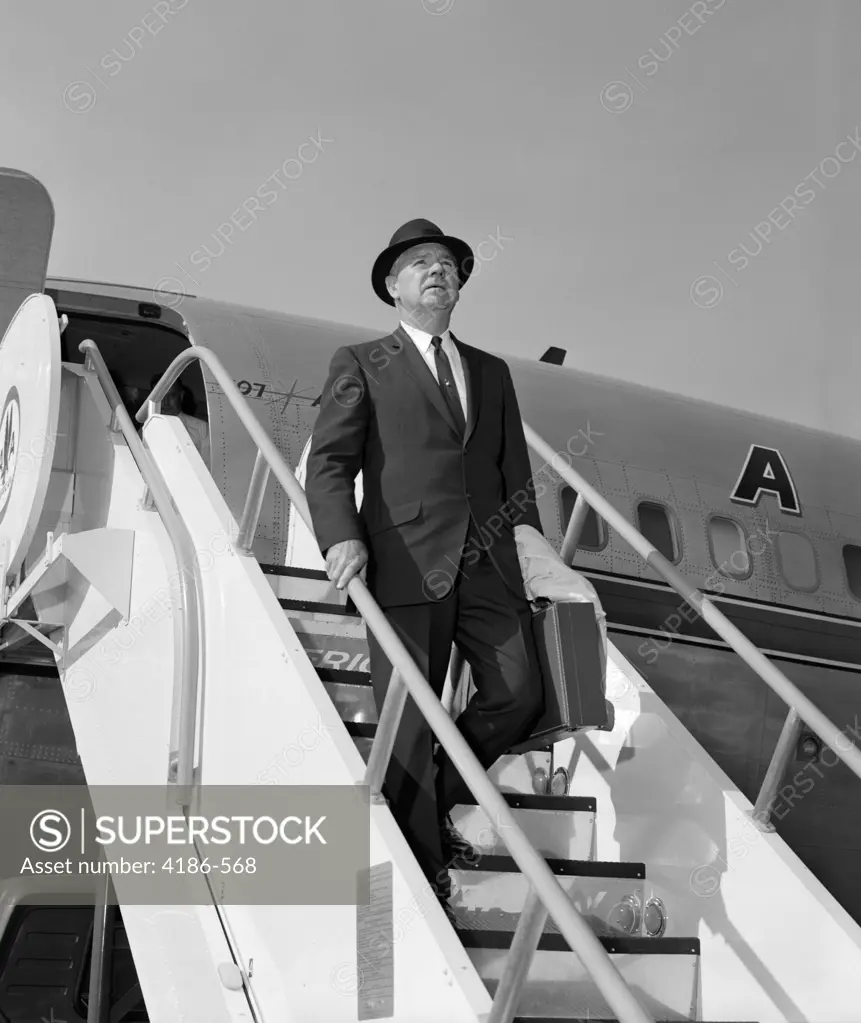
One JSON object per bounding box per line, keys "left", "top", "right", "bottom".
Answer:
{"left": 366, "top": 530, "right": 544, "bottom": 901}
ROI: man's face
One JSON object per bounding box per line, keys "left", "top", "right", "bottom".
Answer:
{"left": 386, "top": 242, "right": 460, "bottom": 322}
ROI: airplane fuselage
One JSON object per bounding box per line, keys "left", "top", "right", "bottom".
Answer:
{"left": 4, "top": 274, "right": 861, "bottom": 926}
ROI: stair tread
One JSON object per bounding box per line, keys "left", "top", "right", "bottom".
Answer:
{"left": 345, "top": 720, "right": 377, "bottom": 739}
{"left": 453, "top": 855, "right": 645, "bottom": 878}
{"left": 279, "top": 597, "right": 359, "bottom": 616}
{"left": 457, "top": 791, "right": 596, "bottom": 814}
{"left": 458, "top": 930, "right": 699, "bottom": 955}
{"left": 317, "top": 667, "right": 371, "bottom": 685}
{"left": 261, "top": 564, "right": 330, "bottom": 579}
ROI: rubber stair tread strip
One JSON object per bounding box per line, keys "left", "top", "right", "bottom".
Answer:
{"left": 456, "top": 791, "right": 597, "bottom": 813}
{"left": 0, "top": 660, "right": 59, "bottom": 677}
{"left": 279, "top": 597, "right": 360, "bottom": 616}
{"left": 346, "top": 720, "right": 378, "bottom": 739}
{"left": 458, "top": 929, "right": 700, "bottom": 955}
{"left": 317, "top": 667, "right": 372, "bottom": 685}
{"left": 260, "top": 564, "right": 330, "bottom": 580}
{"left": 454, "top": 854, "right": 645, "bottom": 879}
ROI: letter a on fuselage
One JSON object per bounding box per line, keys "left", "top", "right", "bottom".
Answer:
{"left": 730, "top": 444, "right": 801, "bottom": 515}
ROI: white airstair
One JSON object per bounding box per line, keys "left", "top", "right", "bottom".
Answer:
{"left": 3, "top": 296, "right": 861, "bottom": 1022}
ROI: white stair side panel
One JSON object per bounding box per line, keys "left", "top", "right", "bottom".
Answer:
{"left": 554, "top": 641, "right": 861, "bottom": 1022}
{"left": 146, "top": 414, "right": 491, "bottom": 1023}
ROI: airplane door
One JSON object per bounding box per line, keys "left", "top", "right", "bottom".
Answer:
{"left": 0, "top": 169, "right": 55, "bottom": 341}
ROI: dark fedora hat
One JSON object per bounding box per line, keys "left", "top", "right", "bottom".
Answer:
{"left": 371, "top": 218, "right": 474, "bottom": 306}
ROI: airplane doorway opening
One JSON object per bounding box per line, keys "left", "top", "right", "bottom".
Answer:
{"left": 52, "top": 306, "right": 208, "bottom": 461}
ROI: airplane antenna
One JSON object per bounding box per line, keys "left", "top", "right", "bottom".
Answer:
{"left": 539, "top": 346, "right": 566, "bottom": 365}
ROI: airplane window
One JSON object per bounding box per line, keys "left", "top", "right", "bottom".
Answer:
{"left": 843, "top": 544, "right": 861, "bottom": 601}
{"left": 708, "top": 516, "right": 751, "bottom": 579}
{"left": 559, "top": 486, "right": 607, "bottom": 551}
{"left": 636, "top": 500, "right": 680, "bottom": 564}
{"left": 776, "top": 531, "right": 819, "bottom": 593}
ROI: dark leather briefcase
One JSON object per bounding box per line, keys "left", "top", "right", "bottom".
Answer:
{"left": 509, "top": 599, "right": 612, "bottom": 754}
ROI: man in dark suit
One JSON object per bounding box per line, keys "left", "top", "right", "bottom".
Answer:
{"left": 305, "top": 218, "right": 544, "bottom": 913}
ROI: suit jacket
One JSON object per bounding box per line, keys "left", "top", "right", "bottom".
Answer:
{"left": 305, "top": 324, "right": 543, "bottom": 607}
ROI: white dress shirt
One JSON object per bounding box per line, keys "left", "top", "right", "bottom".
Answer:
{"left": 399, "top": 321, "right": 468, "bottom": 421}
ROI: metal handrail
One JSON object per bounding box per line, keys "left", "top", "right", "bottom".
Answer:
{"left": 522, "top": 423, "right": 861, "bottom": 799}
{"left": 77, "top": 340, "right": 206, "bottom": 1023}
{"left": 136, "top": 346, "right": 655, "bottom": 1023}
{"left": 78, "top": 340, "right": 203, "bottom": 795}
{"left": 236, "top": 450, "right": 271, "bottom": 553}
{"left": 560, "top": 491, "right": 590, "bottom": 565}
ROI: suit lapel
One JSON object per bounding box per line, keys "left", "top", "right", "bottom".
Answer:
{"left": 452, "top": 333, "right": 481, "bottom": 447}
{"left": 394, "top": 324, "right": 461, "bottom": 438}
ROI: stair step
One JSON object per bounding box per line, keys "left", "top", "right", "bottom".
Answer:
{"left": 450, "top": 793, "right": 595, "bottom": 862}
{"left": 451, "top": 857, "right": 647, "bottom": 939}
{"left": 279, "top": 597, "right": 360, "bottom": 617}
{"left": 316, "top": 667, "right": 371, "bottom": 686}
{"left": 318, "top": 666, "right": 374, "bottom": 725}
{"left": 460, "top": 932, "right": 698, "bottom": 956}
{"left": 264, "top": 564, "right": 349, "bottom": 605}
{"left": 455, "top": 855, "right": 644, "bottom": 878}
{"left": 457, "top": 793, "right": 596, "bottom": 813}
{"left": 261, "top": 564, "right": 330, "bottom": 579}
{"left": 322, "top": 681, "right": 376, "bottom": 726}
{"left": 461, "top": 930, "right": 699, "bottom": 1021}
{"left": 345, "top": 720, "right": 377, "bottom": 740}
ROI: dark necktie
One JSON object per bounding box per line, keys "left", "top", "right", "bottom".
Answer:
{"left": 431, "top": 335, "right": 466, "bottom": 435}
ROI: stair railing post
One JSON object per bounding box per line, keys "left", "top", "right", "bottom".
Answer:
{"left": 86, "top": 870, "right": 115, "bottom": 1023}
{"left": 363, "top": 668, "right": 408, "bottom": 803}
{"left": 751, "top": 706, "right": 804, "bottom": 831}
{"left": 486, "top": 885, "right": 549, "bottom": 1023}
{"left": 236, "top": 450, "right": 271, "bottom": 554}
{"left": 560, "top": 491, "right": 590, "bottom": 565}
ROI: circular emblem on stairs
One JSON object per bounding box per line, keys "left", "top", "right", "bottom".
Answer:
{"left": 0, "top": 294, "right": 62, "bottom": 576}
{"left": 0, "top": 387, "right": 21, "bottom": 519}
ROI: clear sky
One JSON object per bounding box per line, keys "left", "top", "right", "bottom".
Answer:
{"left": 5, "top": 0, "right": 861, "bottom": 438}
